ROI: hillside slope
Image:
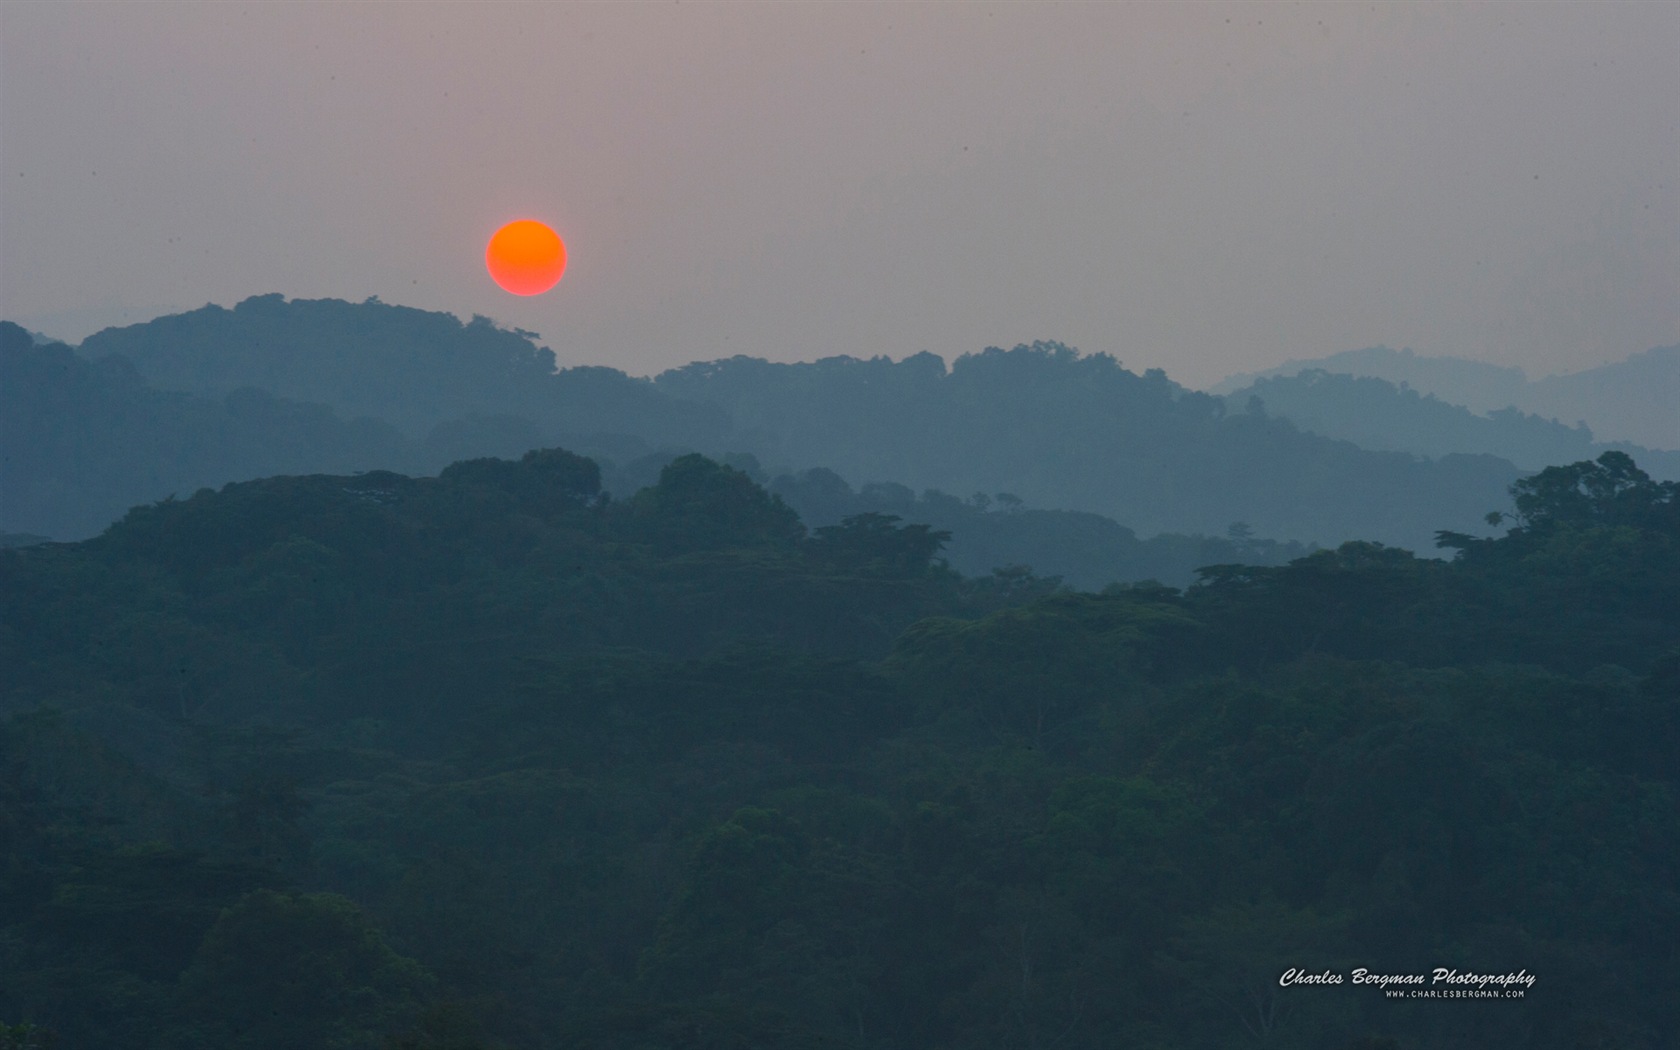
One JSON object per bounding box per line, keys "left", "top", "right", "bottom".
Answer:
{"left": 1210, "top": 343, "right": 1680, "bottom": 450}
{"left": 0, "top": 322, "right": 416, "bottom": 539}
{"left": 651, "top": 344, "right": 1521, "bottom": 551}
{"left": 1227, "top": 370, "right": 1680, "bottom": 480}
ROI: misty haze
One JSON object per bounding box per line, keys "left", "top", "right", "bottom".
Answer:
{"left": 1, "top": 5, "right": 1676, "bottom": 1050}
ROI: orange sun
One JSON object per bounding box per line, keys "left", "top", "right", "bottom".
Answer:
{"left": 486, "top": 219, "right": 567, "bottom": 296}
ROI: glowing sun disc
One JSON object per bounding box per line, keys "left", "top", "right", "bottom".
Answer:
{"left": 486, "top": 220, "right": 567, "bottom": 295}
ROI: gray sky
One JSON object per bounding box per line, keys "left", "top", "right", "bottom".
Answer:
{"left": 2, "top": 2, "right": 1675, "bottom": 388}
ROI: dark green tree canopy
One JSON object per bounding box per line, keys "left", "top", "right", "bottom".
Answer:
{"left": 3, "top": 448, "right": 1677, "bottom": 1049}
{"left": 626, "top": 454, "right": 806, "bottom": 552}
{"left": 1508, "top": 450, "right": 1679, "bottom": 531}
{"left": 809, "top": 512, "right": 950, "bottom": 577}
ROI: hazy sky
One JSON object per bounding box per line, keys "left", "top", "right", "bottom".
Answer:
{"left": 2, "top": 2, "right": 1675, "bottom": 387}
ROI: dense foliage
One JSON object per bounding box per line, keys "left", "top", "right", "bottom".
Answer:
{"left": 2, "top": 450, "right": 1676, "bottom": 1049}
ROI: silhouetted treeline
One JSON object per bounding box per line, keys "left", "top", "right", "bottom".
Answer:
{"left": 76, "top": 295, "right": 728, "bottom": 445}
{"left": 2, "top": 449, "right": 1675, "bottom": 1048}
{"left": 63, "top": 297, "right": 1527, "bottom": 550}
{"left": 647, "top": 343, "right": 1521, "bottom": 551}
{"left": 6, "top": 313, "right": 1311, "bottom": 586}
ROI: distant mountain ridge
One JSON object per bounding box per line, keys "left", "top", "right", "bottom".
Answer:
{"left": 2, "top": 319, "right": 1309, "bottom": 585}
{"left": 77, "top": 294, "right": 731, "bottom": 448}
{"left": 1525, "top": 344, "right": 1680, "bottom": 451}
{"left": 1209, "top": 343, "right": 1680, "bottom": 450}
{"left": 1208, "top": 346, "right": 1529, "bottom": 409}
{"left": 1, "top": 321, "right": 416, "bottom": 539}
{"left": 1225, "top": 370, "right": 1680, "bottom": 481}
{"left": 641, "top": 345, "right": 1521, "bottom": 552}
{"left": 16, "top": 296, "right": 1543, "bottom": 553}
{"left": 79, "top": 293, "right": 573, "bottom": 437}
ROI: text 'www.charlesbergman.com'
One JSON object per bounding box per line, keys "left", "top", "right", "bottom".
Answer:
{"left": 1280, "top": 967, "right": 1536, "bottom": 999}
{"left": 1386, "top": 988, "right": 1526, "bottom": 999}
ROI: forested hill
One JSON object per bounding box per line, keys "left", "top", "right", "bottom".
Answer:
{"left": 2, "top": 450, "right": 1676, "bottom": 1048}
{"left": 3, "top": 320, "right": 675, "bottom": 542}
{"left": 1, "top": 322, "right": 416, "bottom": 539}
{"left": 68, "top": 297, "right": 1524, "bottom": 551}
{"left": 76, "top": 294, "right": 562, "bottom": 437}
{"left": 648, "top": 344, "right": 1520, "bottom": 550}
{"left": 1209, "top": 345, "right": 1532, "bottom": 409}
{"left": 5, "top": 319, "right": 1304, "bottom": 585}
{"left": 76, "top": 295, "right": 726, "bottom": 445}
